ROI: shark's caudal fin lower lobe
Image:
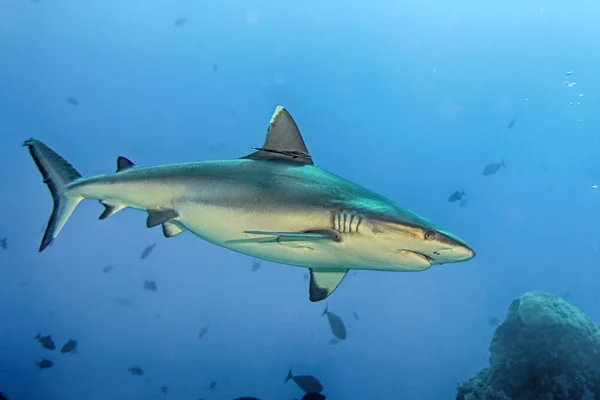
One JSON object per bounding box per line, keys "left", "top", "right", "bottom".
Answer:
{"left": 23, "top": 139, "right": 83, "bottom": 252}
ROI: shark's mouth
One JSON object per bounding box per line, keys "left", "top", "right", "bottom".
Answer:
{"left": 397, "top": 250, "right": 433, "bottom": 269}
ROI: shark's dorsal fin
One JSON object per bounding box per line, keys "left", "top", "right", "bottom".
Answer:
{"left": 241, "top": 106, "right": 314, "bottom": 165}
{"left": 116, "top": 156, "right": 136, "bottom": 172}
{"left": 308, "top": 268, "right": 348, "bottom": 302}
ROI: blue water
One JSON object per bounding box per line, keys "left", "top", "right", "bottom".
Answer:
{"left": 1, "top": 1, "right": 599, "bottom": 399}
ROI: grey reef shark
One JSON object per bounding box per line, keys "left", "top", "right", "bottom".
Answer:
{"left": 23, "top": 106, "right": 475, "bottom": 301}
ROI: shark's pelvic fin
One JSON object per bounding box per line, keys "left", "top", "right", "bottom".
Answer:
{"left": 162, "top": 221, "right": 186, "bottom": 238}
{"left": 243, "top": 229, "right": 341, "bottom": 242}
{"left": 116, "top": 156, "right": 136, "bottom": 172}
{"left": 23, "top": 138, "right": 84, "bottom": 252}
{"left": 99, "top": 201, "right": 126, "bottom": 220}
{"left": 309, "top": 268, "right": 348, "bottom": 302}
{"left": 241, "top": 106, "right": 314, "bottom": 165}
{"left": 146, "top": 209, "right": 178, "bottom": 228}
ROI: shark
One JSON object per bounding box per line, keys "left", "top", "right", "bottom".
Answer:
{"left": 23, "top": 106, "right": 475, "bottom": 302}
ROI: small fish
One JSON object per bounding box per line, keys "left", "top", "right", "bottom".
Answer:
{"left": 0, "top": 238, "right": 6, "bottom": 250}
{"left": 140, "top": 243, "right": 156, "bottom": 260}
{"left": 285, "top": 368, "right": 323, "bottom": 394}
{"left": 174, "top": 17, "right": 186, "bottom": 26}
{"left": 507, "top": 117, "right": 517, "bottom": 129}
{"left": 321, "top": 306, "right": 347, "bottom": 340}
{"left": 198, "top": 325, "right": 209, "bottom": 339}
{"left": 102, "top": 265, "right": 114, "bottom": 273}
{"left": 251, "top": 261, "right": 261, "bottom": 272}
{"left": 448, "top": 190, "right": 466, "bottom": 203}
{"left": 488, "top": 317, "right": 500, "bottom": 327}
{"left": 64, "top": 97, "right": 79, "bottom": 106}
{"left": 35, "top": 359, "right": 53, "bottom": 370}
{"left": 566, "top": 70, "right": 573, "bottom": 75}
{"left": 302, "top": 394, "right": 326, "bottom": 400}
{"left": 212, "top": 63, "right": 218, "bottom": 72}
{"left": 143, "top": 280, "right": 158, "bottom": 292}
{"left": 209, "top": 380, "right": 216, "bottom": 389}
{"left": 160, "top": 386, "right": 168, "bottom": 394}
{"left": 60, "top": 338, "right": 77, "bottom": 354}
{"left": 231, "top": 109, "right": 236, "bottom": 118}
{"left": 34, "top": 334, "right": 56, "bottom": 350}
{"left": 352, "top": 312, "right": 359, "bottom": 320}
{"left": 482, "top": 160, "right": 506, "bottom": 176}
{"left": 128, "top": 366, "right": 144, "bottom": 376}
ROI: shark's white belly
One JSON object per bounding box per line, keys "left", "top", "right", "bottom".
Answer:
{"left": 174, "top": 201, "right": 352, "bottom": 270}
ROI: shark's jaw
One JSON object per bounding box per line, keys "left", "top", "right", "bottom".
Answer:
{"left": 23, "top": 106, "right": 475, "bottom": 303}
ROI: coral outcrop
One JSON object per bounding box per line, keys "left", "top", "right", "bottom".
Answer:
{"left": 457, "top": 291, "right": 600, "bottom": 400}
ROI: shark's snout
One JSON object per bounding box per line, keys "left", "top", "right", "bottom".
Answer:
{"left": 432, "top": 231, "right": 475, "bottom": 263}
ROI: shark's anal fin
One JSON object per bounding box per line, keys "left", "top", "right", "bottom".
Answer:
{"left": 243, "top": 229, "right": 341, "bottom": 242}
{"left": 162, "top": 221, "right": 186, "bottom": 238}
{"left": 116, "top": 157, "right": 136, "bottom": 172}
{"left": 146, "top": 209, "right": 178, "bottom": 228}
{"left": 309, "top": 268, "right": 348, "bottom": 302}
{"left": 241, "top": 106, "right": 314, "bottom": 165}
{"left": 99, "top": 201, "right": 126, "bottom": 220}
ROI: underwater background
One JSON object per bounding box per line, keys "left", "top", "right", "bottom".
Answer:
{"left": 1, "top": 0, "right": 600, "bottom": 399}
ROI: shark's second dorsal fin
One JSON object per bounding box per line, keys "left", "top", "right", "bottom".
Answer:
{"left": 116, "top": 156, "right": 136, "bottom": 172}
{"left": 241, "top": 106, "right": 314, "bottom": 165}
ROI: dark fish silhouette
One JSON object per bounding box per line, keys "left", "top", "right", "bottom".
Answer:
{"left": 35, "top": 359, "right": 53, "bottom": 370}
{"left": 64, "top": 97, "right": 79, "bottom": 106}
{"left": 34, "top": 334, "right": 56, "bottom": 350}
{"left": 489, "top": 317, "right": 500, "bottom": 327}
{"left": 285, "top": 368, "right": 323, "bottom": 393}
{"left": 251, "top": 261, "right": 261, "bottom": 272}
{"left": 60, "top": 338, "right": 77, "bottom": 354}
{"left": 174, "top": 17, "right": 186, "bottom": 26}
{"left": 212, "top": 63, "right": 218, "bottom": 72}
{"left": 302, "top": 394, "right": 326, "bottom": 400}
{"left": 143, "top": 280, "right": 158, "bottom": 292}
{"left": 102, "top": 265, "right": 114, "bottom": 273}
{"left": 128, "top": 366, "right": 144, "bottom": 376}
{"left": 231, "top": 109, "right": 236, "bottom": 118}
{"left": 198, "top": 325, "right": 209, "bottom": 339}
{"left": 352, "top": 312, "right": 359, "bottom": 320}
{"left": 160, "top": 386, "right": 168, "bottom": 394}
{"left": 209, "top": 380, "right": 216, "bottom": 389}
{"left": 482, "top": 160, "right": 506, "bottom": 176}
{"left": 321, "top": 306, "right": 347, "bottom": 340}
{"left": 0, "top": 238, "right": 6, "bottom": 250}
{"left": 448, "top": 190, "right": 465, "bottom": 203}
{"left": 140, "top": 243, "right": 156, "bottom": 260}
{"left": 507, "top": 117, "right": 517, "bottom": 129}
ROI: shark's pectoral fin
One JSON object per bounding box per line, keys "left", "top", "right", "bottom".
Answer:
{"left": 146, "top": 209, "right": 178, "bottom": 228}
{"left": 162, "top": 221, "right": 186, "bottom": 238}
{"left": 243, "top": 229, "right": 341, "bottom": 242}
{"left": 241, "top": 106, "right": 314, "bottom": 165}
{"left": 308, "top": 268, "right": 348, "bottom": 302}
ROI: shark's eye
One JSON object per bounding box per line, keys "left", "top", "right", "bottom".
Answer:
{"left": 424, "top": 230, "right": 436, "bottom": 241}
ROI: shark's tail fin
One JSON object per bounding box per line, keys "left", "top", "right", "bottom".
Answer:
{"left": 285, "top": 368, "right": 293, "bottom": 382}
{"left": 23, "top": 139, "right": 84, "bottom": 252}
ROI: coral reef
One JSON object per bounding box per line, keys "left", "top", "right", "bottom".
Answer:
{"left": 457, "top": 291, "right": 600, "bottom": 400}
